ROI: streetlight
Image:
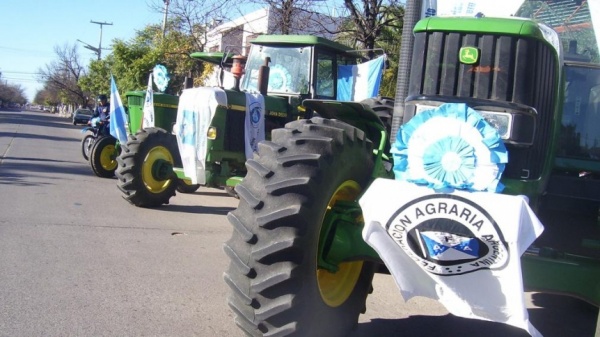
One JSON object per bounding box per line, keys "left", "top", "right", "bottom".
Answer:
{"left": 77, "top": 20, "right": 113, "bottom": 60}
{"left": 77, "top": 39, "right": 100, "bottom": 60}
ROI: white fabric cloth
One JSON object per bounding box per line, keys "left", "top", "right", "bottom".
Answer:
{"left": 174, "top": 87, "right": 227, "bottom": 184}
{"left": 142, "top": 73, "right": 155, "bottom": 128}
{"left": 244, "top": 92, "right": 265, "bottom": 159}
{"left": 359, "top": 179, "right": 544, "bottom": 337}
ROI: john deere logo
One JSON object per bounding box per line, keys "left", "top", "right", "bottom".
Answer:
{"left": 459, "top": 47, "right": 479, "bottom": 65}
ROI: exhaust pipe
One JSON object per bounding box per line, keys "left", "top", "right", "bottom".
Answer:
{"left": 257, "top": 57, "right": 271, "bottom": 95}
{"left": 391, "top": 0, "right": 423, "bottom": 143}
{"left": 231, "top": 55, "right": 247, "bottom": 91}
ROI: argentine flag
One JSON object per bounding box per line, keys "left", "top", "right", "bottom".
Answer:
{"left": 109, "top": 75, "right": 129, "bottom": 144}
{"left": 337, "top": 56, "right": 385, "bottom": 101}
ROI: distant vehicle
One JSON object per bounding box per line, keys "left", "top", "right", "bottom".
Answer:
{"left": 72, "top": 108, "right": 93, "bottom": 125}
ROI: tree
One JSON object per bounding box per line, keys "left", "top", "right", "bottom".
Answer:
{"left": 0, "top": 82, "right": 27, "bottom": 106}
{"left": 80, "top": 22, "right": 205, "bottom": 97}
{"left": 37, "top": 44, "right": 91, "bottom": 107}
{"left": 240, "top": 0, "right": 340, "bottom": 36}
{"left": 337, "top": 0, "right": 402, "bottom": 60}
{"left": 150, "top": 0, "right": 234, "bottom": 51}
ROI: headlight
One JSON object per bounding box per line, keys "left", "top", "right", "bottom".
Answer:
{"left": 207, "top": 127, "right": 217, "bottom": 140}
{"left": 477, "top": 110, "right": 512, "bottom": 140}
{"left": 414, "top": 104, "right": 535, "bottom": 146}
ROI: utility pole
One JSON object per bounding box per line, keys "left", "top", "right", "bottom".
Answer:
{"left": 162, "top": 0, "right": 170, "bottom": 38}
{"left": 90, "top": 20, "right": 113, "bottom": 60}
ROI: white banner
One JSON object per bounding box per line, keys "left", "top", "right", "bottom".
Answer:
{"left": 434, "top": 0, "right": 524, "bottom": 18}
{"left": 360, "top": 179, "right": 544, "bottom": 337}
{"left": 142, "top": 73, "right": 155, "bottom": 128}
{"left": 244, "top": 92, "right": 265, "bottom": 159}
{"left": 174, "top": 87, "right": 227, "bottom": 185}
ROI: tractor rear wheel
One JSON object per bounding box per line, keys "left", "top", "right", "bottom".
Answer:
{"left": 116, "top": 127, "right": 178, "bottom": 207}
{"left": 89, "top": 136, "right": 119, "bottom": 178}
{"left": 224, "top": 117, "right": 376, "bottom": 337}
{"left": 81, "top": 134, "right": 95, "bottom": 161}
{"left": 361, "top": 96, "right": 394, "bottom": 130}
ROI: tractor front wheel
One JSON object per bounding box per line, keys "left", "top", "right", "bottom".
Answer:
{"left": 224, "top": 117, "right": 376, "bottom": 337}
{"left": 89, "top": 136, "right": 119, "bottom": 178}
{"left": 116, "top": 127, "right": 179, "bottom": 207}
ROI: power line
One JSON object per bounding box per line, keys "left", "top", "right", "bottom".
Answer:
{"left": 1, "top": 71, "right": 42, "bottom": 75}
{"left": 0, "top": 45, "right": 53, "bottom": 54}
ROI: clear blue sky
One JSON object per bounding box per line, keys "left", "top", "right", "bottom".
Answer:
{"left": 0, "top": 0, "right": 166, "bottom": 101}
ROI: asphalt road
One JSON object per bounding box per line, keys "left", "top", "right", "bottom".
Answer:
{"left": 0, "top": 109, "right": 597, "bottom": 337}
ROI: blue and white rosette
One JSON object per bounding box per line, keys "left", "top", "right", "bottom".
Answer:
{"left": 392, "top": 103, "right": 508, "bottom": 192}
{"left": 153, "top": 64, "right": 170, "bottom": 92}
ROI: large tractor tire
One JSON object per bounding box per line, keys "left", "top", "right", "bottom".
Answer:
{"left": 116, "top": 127, "right": 179, "bottom": 208}
{"left": 224, "top": 117, "right": 377, "bottom": 337}
{"left": 361, "top": 96, "right": 394, "bottom": 130}
{"left": 89, "top": 136, "right": 119, "bottom": 178}
{"left": 81, "top": 134, "right": 95, "bottom": 161}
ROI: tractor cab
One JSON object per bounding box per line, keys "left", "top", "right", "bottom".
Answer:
{"left": 194, "top": 35, "right": 377, "bottom": 102}
{"left": 241, "top": 35, "right": 365, "bottom": 101}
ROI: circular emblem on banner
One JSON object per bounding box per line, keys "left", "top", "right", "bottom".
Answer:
{"left": 249, "top": 102, "right": 262, "bottom": 127}
{"left": 385, "top": 194, "right": 509, "bottom": 275}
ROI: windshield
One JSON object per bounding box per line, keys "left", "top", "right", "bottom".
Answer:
{"left": 77, "top": 109, "right": 92, "bottom": 115}
{"left": 241, "top": 45, "right": 311, "bottom": 94}
{"left": 557, "top": 64, "right": 600, "bottom": 160}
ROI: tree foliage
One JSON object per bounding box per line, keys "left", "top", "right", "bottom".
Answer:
{"left": 36, "top": 44, "right": 91, "bottom": 106}
{"left": 0, "top": 82, "right": 27, "bottom": 106}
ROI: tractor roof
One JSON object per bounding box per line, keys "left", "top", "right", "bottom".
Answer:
{"left": 414, "top": 16, "right": 549, "bottom": 40}
{"left": 250, "top": 35, "right": 353, "bottom": 53}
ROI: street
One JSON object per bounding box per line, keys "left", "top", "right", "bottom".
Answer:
{"left": 0, "top": 109, "right": 597, "bottom": 337}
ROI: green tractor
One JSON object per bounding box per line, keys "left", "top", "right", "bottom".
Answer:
{"left": 223, "top": 2, "right": 600, "bottom": 337}
{"left": 116, "top": 35, "right": 387, "bottom": 208}
{"left": 115, "top": 91, "right": 198, "bottom": 207}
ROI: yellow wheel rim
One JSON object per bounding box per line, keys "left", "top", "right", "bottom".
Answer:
{"left": 317, "top": 180, "right": 364, "bottom": 308}
{"left": 100, "top": 145, "right": 117, "bottom": 170}
{"left": 142, "top": 145, "right": 174, "bottom": 193}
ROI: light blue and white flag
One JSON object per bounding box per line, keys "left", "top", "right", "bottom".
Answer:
{"left": 244, "top": 92, "right": 265, "bottom": 159}
{"left": 142, "top": 73, "right": 154, "bottom": 128}
{"left": 337, "top": 56, "right": 385, "bottom": 101}
{"left": 109, "top": 75, "right": 129, "bottom": 144}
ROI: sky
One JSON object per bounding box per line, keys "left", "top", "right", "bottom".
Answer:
{"left": 0, "top": 0, "right": 531, "bottom": 102}
{"left": 0, "top": 0, "right": 166, "bottom": 101}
